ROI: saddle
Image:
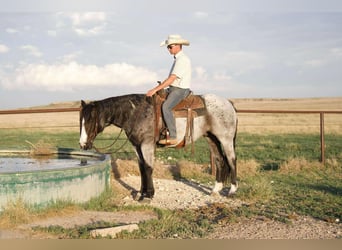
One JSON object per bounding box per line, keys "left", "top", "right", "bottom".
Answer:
{"left": 153, "top": 89, "right": 206, "bottom": 149}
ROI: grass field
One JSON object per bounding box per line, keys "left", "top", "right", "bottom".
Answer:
{"left": 0, "top": 97, "right": 341, "bottom": 238}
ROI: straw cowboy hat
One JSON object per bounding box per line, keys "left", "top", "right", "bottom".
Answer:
{"left": 160, "top": 34, "right": 190, "bottom": 47}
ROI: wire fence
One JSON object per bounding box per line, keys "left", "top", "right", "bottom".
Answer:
{"left": 1, "top": 107, "right": 341, "bottom": 164}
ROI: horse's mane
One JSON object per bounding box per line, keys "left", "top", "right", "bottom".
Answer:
{"left": 85, "top": 94, "right": 152, "bottom": 130}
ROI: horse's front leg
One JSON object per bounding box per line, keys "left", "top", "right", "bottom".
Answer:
{"left": 135, "top": 142, "right": 155, "bottom": 201}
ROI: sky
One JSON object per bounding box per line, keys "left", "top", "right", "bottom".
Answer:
{"left": 1, "top": 0, "right": 342, "bottom": 109}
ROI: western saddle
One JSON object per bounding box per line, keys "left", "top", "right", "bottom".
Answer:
{"left": 153, "top": 89, "right": 206, "bottom": 149}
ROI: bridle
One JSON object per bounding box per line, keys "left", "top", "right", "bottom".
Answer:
{"left": 92, "top": 128, "right": 130, "bottom": 154}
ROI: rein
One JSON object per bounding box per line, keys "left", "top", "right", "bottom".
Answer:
{"left": 93, "top": 97, "right": 150, "bottom": 154}
{"left": 92, "top": 128, "right": 129, "bottom": 154}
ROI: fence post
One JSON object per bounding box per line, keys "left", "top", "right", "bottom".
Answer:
{"left": 320, "top": 112, "right": 325, "bottom": 164}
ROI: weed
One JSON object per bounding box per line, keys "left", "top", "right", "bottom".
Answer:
{"left": 0, "top": 198, "right": 33, "bottom": 228}
{"left": 1, "top": 130, "right": 341, "bottom": 238}
{"left": 116, "top": 208, "right": 214, "bottom": 239}
{"left": 238, "top": 175, "right": 275, "bottom": 202}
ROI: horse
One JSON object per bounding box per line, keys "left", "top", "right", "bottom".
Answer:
{"left": 79, "top": 93, "right": 238, "bottom": 201}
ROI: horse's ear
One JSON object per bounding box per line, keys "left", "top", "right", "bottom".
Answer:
{"left": 81, "top": 100, "right": 86, "bottom": 107}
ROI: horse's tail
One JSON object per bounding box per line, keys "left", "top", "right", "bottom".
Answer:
{"left": 221, "top": 154, "right": 231, "bottom": 185}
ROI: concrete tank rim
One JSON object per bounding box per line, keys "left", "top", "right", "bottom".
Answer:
{"left": 0, "top": 148, "right": 110, "bottom": 174}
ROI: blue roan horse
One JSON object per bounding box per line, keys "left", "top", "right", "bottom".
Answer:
{"left": 79, "top": 93, "right": 238, "bottom": 201}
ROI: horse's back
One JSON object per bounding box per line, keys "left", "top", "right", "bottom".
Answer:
{"left": 202, "top": 94, "right": 236, "bottom": 115}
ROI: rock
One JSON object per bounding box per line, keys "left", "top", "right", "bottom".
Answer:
{"left": 90, "top": 224, "right": 139, "bottom": 238}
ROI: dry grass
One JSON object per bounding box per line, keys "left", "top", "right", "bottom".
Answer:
{"left": 238, "top": 159, "right": 260, "bottom": 177}
{"left": 112, "top": 158, "right": 212, "bottom": 181}
{"left": 231, "top": 97, "right": 342, "bottom": 110}
{"left": 0, "top": 112, "right": 80, "bottom": 132}
{"left": 0, "top": 97, "right": 341, "bottom": 134}
{"left": 175, "top": 160, "right": 212, "bottom": 180}
{"left": 0, "top": 198, "right": 34, "bottom": 228}
{"left": 231, "top": 97, "right": 342, "bottom": 134}
{"left": 278, "top": 157, "right": 322, "bottom": 173}
{"left": 0, "top": 198, "right": 81, "bottom": 229}
{"left": 25, "top": 140, "right": 56, "bottom": 156}
{"left": 236, "top": 113, "right": 341, "bottom": 134}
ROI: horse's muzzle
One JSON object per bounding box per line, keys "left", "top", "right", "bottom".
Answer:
{"left": 80, "top": 142, "right": 92, "bottom": 150}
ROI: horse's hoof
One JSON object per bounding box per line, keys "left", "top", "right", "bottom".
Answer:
{"left": 131, "top": 191, "right": 140, "bottom": 200}
{"left": 227, "top": 192, "right": 236, "bottom": 197}
{"left": 138, "top": 196, "right": 152, "bottom": 204}
{"left": 228, "top": 183, "right": 238, "bottom": 196}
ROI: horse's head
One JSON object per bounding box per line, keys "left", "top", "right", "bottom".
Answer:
{"left": 79, "top": 100, "right": 104, "bottom": 150}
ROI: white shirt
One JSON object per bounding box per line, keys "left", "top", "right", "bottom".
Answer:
{"left": 169, "top": 50, "right": 191, "bottom": 89}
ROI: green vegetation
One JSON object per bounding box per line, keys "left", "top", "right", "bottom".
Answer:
{"left": 0, "top": 129, "right": 341, "bottom": 238}
{"left": 1, "top": 129, "right": 341, "bottom": 165}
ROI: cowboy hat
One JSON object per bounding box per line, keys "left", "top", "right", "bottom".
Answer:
{"left": 160, "top": 34, "right": 190, "bottom": 47}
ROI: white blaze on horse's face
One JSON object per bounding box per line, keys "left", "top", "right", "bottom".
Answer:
{"left": 79, "top": 118, "right": 88, "bottom": 148}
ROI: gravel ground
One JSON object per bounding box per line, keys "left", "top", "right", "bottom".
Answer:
{"left": 208, "top": 216, "right": 341, "bottom": 239}
{"left": 116, "top": 176, "right": 243, "bottom": 209}
{"left": 116, "top": 175, "right": 341, "bottom": 239}
{"left": 0, "top": 175, "right": 340, "bottom": 239}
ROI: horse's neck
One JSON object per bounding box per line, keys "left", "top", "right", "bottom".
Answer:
{"left": 103, "top": 94, "right": 144, "bottom": 129}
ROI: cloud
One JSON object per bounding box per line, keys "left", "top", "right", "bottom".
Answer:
{"left": 20, "top": 45, "right": 43, "bottom": 57}
{"left": 47, "top": 30, "right": 57, "bottom": 37}
{"left": 6, "top": 28, "right": 18, "bottom": 34}
{"left": 0, "top": 44, "right": 9, "bottom": 53}
{"left": 304, "top": 59, "right": 325, "bottom": 67}
{"left": 192, "top": 66, "right": 236, "bottom": 94}
{"left": 58, "top": 51, "right": 83, "bottom": 63}
{"left": 193, "top": 11, "right": 209, "bottom": 19}
{"left": 57, "top": 12, "right": 107, "bottom": 37}
{"left": 69, "top": 12, "right": 106, "bottom": 26}
{"left": 193, "top": 66, "right": 208, "bottom": 81}
{"left": 330, "top": 47, "right": 342, "bottom": 57}
{"left": 1, "top": 61, "right": 158, "bottom": 91}
{"left": 222, "top": 50, "right": 266, "bottom": 75}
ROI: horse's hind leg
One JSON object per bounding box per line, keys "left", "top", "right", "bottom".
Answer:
{"left": 206, "top": 135, "right": 228, "bottom": 195}
{"left": 221, "top": 136, "right": 238, "bottom": 195}
{"left": 207, "top": 131, "right": 238, "bottom": 196}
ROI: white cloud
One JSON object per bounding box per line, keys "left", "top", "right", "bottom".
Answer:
{"left": 57, "top": 12, "right": 107, "bottom": 37}
{"left": 304, "top": 59, "right": 325, "bottom": 67}
{"left": 222, "top": 50, "right": 266, "bottom": 75}
{"left": 192, "top": 66, "right": 236, "bottom": 94}
{"left": 6, "top": 28, "right": 18, "bottom": 34}
{"left": 213, "top": 71, "right": 233, "bottom": 82}
{"left": 193, "top": 66, "right": 208, "bottom": 81}
{"left": 1, "top": 61, "right": 158, "bottom": 91}
{"left": 20, "top": 45, "right": 43, "bottom": 57}
{"left": 47, "top": 30, "right": 57, "bottom": 37}
{"left": 69, "top": 12, "right": 106, "bottom": 26}
{"left": 330, "top": 47, "right": 342, "bottom": 57}
{"left": 58, "top": 51, "right": 83, "bottom": 63}
{"left": 194, "top": 11, "right": 209, "bottom": 19}
{"left": 0, "top": 44, "right": 9, "bottom": 53}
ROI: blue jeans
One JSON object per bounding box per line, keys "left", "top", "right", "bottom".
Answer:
{"left": 162, "top": 86, "right": 190, "bottom": 138}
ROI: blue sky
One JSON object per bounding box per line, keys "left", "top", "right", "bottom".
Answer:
{"left": 1, "top": 0, "right": 342, "bottom": 109}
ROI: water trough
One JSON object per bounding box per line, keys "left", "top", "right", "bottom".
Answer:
{"left": 0, "top": 148, "right": 111, "bottom": 211}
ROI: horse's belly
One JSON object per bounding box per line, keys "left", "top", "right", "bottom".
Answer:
{"left": 175, "top": 116, "right": 206, "bottom": 142}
